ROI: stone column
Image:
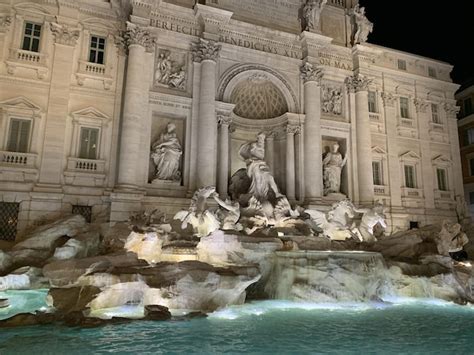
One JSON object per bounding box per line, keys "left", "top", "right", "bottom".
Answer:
{"left": 37, "top": 22, "right": 80, "bottom": 188}
{"left": 301, "top": 62, "right": 324, "bottom": 204}
{"left": 445, "top": 104, "right": 464, "bottom": 197}
{"left": 265, "top": 131, "right": 276, "bottom": 174}
{"left": 286, "top": 125, "right": 299, "bottom": 201}
{"left": 217, "top": 114, "right": 231, "bottom": 198}
{"left": 116, "top": 23, "right": 155, "bottom": 190}
{"left": 346, "top": 74, "right": 374, "bottom": 205}
{"left": 192, "top": 39, "right": 221, "bottom": 188}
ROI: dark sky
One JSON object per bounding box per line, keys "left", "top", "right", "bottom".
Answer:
{"left": 360, "top": 0, "right": 473, "bottom": 85}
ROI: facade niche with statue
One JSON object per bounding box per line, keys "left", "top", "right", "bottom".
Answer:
{"left": 150, "top": 122, "right": 183, "bottom": 184}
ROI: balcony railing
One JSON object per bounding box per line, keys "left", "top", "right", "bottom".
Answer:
{"left": 328, "top": 0, "right": 346, "bottom": 7}
{"left": 369, "top": 113, "right": 381, "bottom": 122}
{"left": 435, "top": 190, "right": 453, "bottom": 200}
{"left": 78, "top": 60, "right": 106, "bottom": 76}
{"left": 399, "top": 118, "right": 415, "bottom": 128}
{"left": 402, "top": 187, "right": 423, "bottom": 198}
{"left": 374, "top": 185, "right": 389, "bottom": 196}
{"left": 67, "top": 157, "right": 105, "bottom": 174}
{"left": 0, "top": 151, "right": 37, "bottom": 168}
{"left": 9, "top": 48, "right": 47, "bottom": 66}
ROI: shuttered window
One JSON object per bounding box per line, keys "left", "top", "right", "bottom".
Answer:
{"left": 368, "top": 91, "right": 377, "bottom": 113}
{"left": 372, "top": 161, "right": 382, "bottom": 186}
{"left": 89, "top": 36, "right": 106, "bottom": 64}
{"left": 79, "top": 127, "right": 99, "bottom": 160}
{"left": 436, "top": 168, "right": 447, "bottom": 191}
{"left": 431, "top": 104, "right": 440, "bottom": 124}
{"left": 7, "top": 119, "right": 31, "bottom": 153}
{"left": 404, "top": 165, "right": 416, "bottom": 188}
{"left": 22, "top": 22, "right": 42, "bottom": 52}
{"left": 400, "top": 97, "right": 410, "bottom": 118}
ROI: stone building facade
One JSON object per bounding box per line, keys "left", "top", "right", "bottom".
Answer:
{"left": 0, "top": 0, "right": 463, "bottom": 240}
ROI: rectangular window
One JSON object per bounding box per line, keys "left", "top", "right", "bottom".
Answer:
{"left": 428, "top": 67, "right": 437, "bottom": 78}
{"left": 79, "top": 127, "right": 99, "bottom": 160}
{"left": 404, "top": 165, "right": 416, "bottom": 188}
{"left": 7, "top": 119, "right": 31, "bottom": 153}
{"left": 368, "top": 91, "right": 377, "bottom": 113}
{"left": 436, "top": 168, "right": 447, "bottom": 191}
{"left": 465, "top": 98, "right": 473, "bottom": 116}
{"left": 0, "top": 202, "right": 20, "bottom": 241}
{"left": 470, "top": 158, "right": 474, "bottom": 177}
{"left": 431, "top": 103, "right": 440, "bottom": 124}
{"left": 400, "top": 97, "right": 410, "bottom": 118}
{"left": 398, "top": 59, "right": 407, "bottom": 71}
{"left": 470, "top": 191, "right": 474, "bottom": 205}
{"left": 372, "top": 161, "right": 382, "bottom": 186}
{"left": 22, "top": 22, "right": 42, "bottom": 52}
{"left": 467, "top": 128, "right": 474, "bottom": 145}
{"left": 72, "top": 205, "right": 92, "bottom": 223}
{"left": 89, "top": 36, "right": 106, "bottom": 65}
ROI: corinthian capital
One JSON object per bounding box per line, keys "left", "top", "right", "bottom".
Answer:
{"left": 124, "top": 22, "right": 156, "bottom": 51}
{"left": 217, "top": 114, "right": 232, "bottom": 126}
{"left": 0, "top": 15, "right": 12, "bottom": 33}
{"left": 381, "top": 92, "right": 397, "bottom": 107}
{"left": 191, "top": 39, "right": 221, "bottom": 63}
{"left": 443, "top": 103, "right": 460, "bottom": 117}
{"left": 345, "top": 74, "right": 372, "bottom": 93}
{"left": 286, "top": 124, "right": 301, "bottom": 135}
{"left": 300, "top": 62, "right": 324, "bottom": 84}
{"left": 414, "top": 98, "right": 429, "bottom": 113}
{"left": 50, "top": 22, "right": 80, "bottom": 46}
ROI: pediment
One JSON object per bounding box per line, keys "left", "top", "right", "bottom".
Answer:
{"left": 72, "top": 107, "right": 111, "bottom": 121}
{"left": 0, "top": 96, "right": 41, "bottom": 112}
{"left": 432, "top": 154, "right": 451, "bottom": 165}
{"left": 371, "top": 146, "right": 387, "bottom": 155}
{"left": 399, "top": 151, "right": 420, "bottom": 160}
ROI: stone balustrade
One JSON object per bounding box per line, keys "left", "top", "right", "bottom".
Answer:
{"left": 9, "top": 48, "right": 46, "bottom": 66}
{"left": 67, "top": 157, "right": 105, "bottom": 173}
{"left": 0, "top": 151, "right": 37, "bottom": 168}
{"left": 78, "top": 60, "right": 106, "bottom": 76}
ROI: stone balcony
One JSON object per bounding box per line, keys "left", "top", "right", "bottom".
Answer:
{"left": 76, "top": 60, "right": 113, "bottom": 90}
{"left": 0, "top": 151, "right": 37, "bottom": 168}
{"left": 369, "top": 113, "right": 384, "bottom": 133}
{"left": 434, "top": 189, "right": 453, "bottom": 201}
{"left": 6, "top": 48, "right": 48, "bottom": 79}
{"left": 401, "top": 187, "right": 423, "bottom": 198}
{"left": 64, "top": 157, "right": 106, "bottom": 187}
{"left": 0, "top": 151, "right": 39, "bottom": 183}
{"left": 374, "top": 185, "right": 390, "bottom": 196}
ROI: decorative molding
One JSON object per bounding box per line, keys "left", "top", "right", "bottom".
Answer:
{"left": 399, "top": 151, "right": 420, "bottom": 161}
{"left": 432, "top": 154, "right": 452, "bottom": 166}
{"left": 414, "top": 99, "right": 429, "bottom": 113}
{"left": 123, "top": 22, "right": 156, "bottom": 52}
{"left": 443, "top": 103, "right": 460, "bottom": 117}
{"left": 381, "top": 92, "right": 397, "bottom": 107}
{"left": 0, "top": 15, "right": 12, "bottom": 33}
{"left": 345, "top": 74, "right": 372, "bottom": 93}
{"left": 300, "top": 62, "right": 323, "bottom": 84}
{"left": 50, "top": 22, "right": 80, "bottom": 46}
{"left": 217, "top": 114, "right": 232, "bottom": 126}
{"left": 286, "top": 124, "right": 301, "bottom": 135}
{"left": 191, "top": 38, "right": 221, "bottom": 63}
{"left": 371, "top": 146, "right": 387, "bottom": 155}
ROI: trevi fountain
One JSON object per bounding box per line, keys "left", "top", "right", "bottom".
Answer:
{"left": 1, "top": 132, "right": 474, "bottom": 353}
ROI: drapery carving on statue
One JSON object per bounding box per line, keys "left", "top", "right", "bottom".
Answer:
{"left": 351, "top": 202, "right": 387, "bottom": 242}
{"left": 323, "top": 142, "right": 347, "bottom": 196}
{"left": 350, "top": 4, "right": 373, "bottom": 45}
{"left": 300, "top": 62, "right": 324, "bottom": 84}
{"left": 322, "top": 86, "right": 343, "bottom": 115}
{"left": 150, "top": 122, "right": 182, "bottom": 183}
{"left": 303, "top": 0, "right": 328, "bottom": 32}
{"left": 191, "top": 38, "right": 221, "bottom": 63}
{"left": 154, "top": 49, "right": 187, "bottom": 90}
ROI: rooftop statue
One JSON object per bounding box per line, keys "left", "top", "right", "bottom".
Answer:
{"left": 351, "top": 4, "right": 373, "bottom": 45}
{"left": 303, "top": 0, "right": 328, "bottom": 32}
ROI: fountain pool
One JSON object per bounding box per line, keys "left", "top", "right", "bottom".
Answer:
{"left": 1, "top": 299, "right": 474, "bottom": 354}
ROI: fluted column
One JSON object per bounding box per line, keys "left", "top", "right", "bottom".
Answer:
{"left": 286, "top": 125, "right": 299, "bottom": 201}
{"left": 301, "top": 62, "right": 324, "bottom": 203}
{"left": 445, "top": 103, "right": 464, "bottom": 197}
{"left": 117, "top": 23, "right": 155, "bottom": 189}
{"left": 217, "top": 114, "right": 231, "bottom": 198}
{"left": 346, "top": 74, "right": 374, "bottom": 205}
{"left": 192, "top": 39, "right": 221, "bottom": 188}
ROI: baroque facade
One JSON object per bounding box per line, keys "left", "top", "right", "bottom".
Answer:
{"left": 0, "top": 0, "right": 463, "bottom": 239}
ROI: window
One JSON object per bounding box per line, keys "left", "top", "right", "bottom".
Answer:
{"left": 400, "top": 97, "right": 410, "bottom": 118}
{"left": 7, "top": 119, "right": 31, "bottom": 153}
{"left": 398, "top": 59, "right": 407, "bottom": 71}
{"left": 428, "top": 67, "right": 437, "bottom": 78}
{"left": 22, "top": 22, "right": 42, "bottom": 52}
{"left": 372, "top": 161, "right": 382, "bottom": 185}
{"left": 0, "top": 202, "right": 20, "bottom": 241}
{"left": 436, "top": 168, "right": 447, "bottom": 191}
{"left": 470, "top": 191, "right": 474, "bottom": 205}
{"left": 466, "top": 128, "right": 474, "bottom": 145}
{"left": 464, "top": 98, "right": 473, "bottom": 116}
{"left": 404, "top": 165, "right": 416, "bottom": 188}
{"left": 72, "top": 205, "right": 92, "bottom": 223}
{"left": 89, "top": 36, "right": 106, "bottom": 65}
{"left": 470, "top": 158, "right": 474, "bottom": 177}
{"left": 431, "top": 104, "right": 440, "bottom": 124}
{"left": 79, "top": 127, "right": 99, "bottom": 160}
{"left": 368, "top": 91, "right": 377, "bottom": 113}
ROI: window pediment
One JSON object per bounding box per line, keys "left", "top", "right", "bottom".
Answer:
{"left": 399, "top": 151, "right": 420, "bottom": 161}
{"left": 71, "top": 107, "right": 111, "bottom": 125}
{"left": 432, "top": 154, "right": 451, "bottom": 166}
{"left": 0, "top": 96, "right": 42, "bottom": 116}
{"left": 371, "top": 146, "right": 387, "bottom": 156}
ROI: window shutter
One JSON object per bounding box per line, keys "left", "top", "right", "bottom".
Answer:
{"left": 18, "top": 120, "right": 31, "bottom": 153}
{"left": 7, "top": 120, "right": 20, "bottom": 151}
{"left": 89, "top": 128, "right": 98, "bottom": 159}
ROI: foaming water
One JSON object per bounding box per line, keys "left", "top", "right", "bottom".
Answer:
{"left": 1, "top": 299, "right": 474, "bottom": 354}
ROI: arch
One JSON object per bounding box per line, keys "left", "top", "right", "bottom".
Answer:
{"left": 218, "top": 63, "right": 299, "bottom": 114}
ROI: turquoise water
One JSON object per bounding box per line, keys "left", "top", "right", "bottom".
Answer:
{"left": 0, "top": 289, "right": 49, "bottom": 321}
{"left": 1, "top": 298, "right": 474, "bottom": 354}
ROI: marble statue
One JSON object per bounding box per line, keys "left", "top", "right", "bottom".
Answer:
{"left": 154, "top": 53, "right": 165, "bottom": 84}
{"left": 323, "top": 142, "right": 347, "bottom": 196}
{"left": 213, "top": 193, "right": 242, "bottom": 231}
{"left": 455, "top": 195, "right": 468, "bottom": 223}
{"left": 151, "top": 123, "right": 182, "bottom": 182}
{"left": 437, "top": 221, "right": 469, "bottom": 261}
{"left": 174, "top": 186, "right": 221, "bottom": 238}
{"left": 322, "top": 87, "right": 343, "bottom": 115}
{"left": 353, "top": 202, "right": 387, "bottom": 242}
{"left": 168, "top": 66, "right": 186, "bottom": 90}
{"left": 352, "top": 5, "right": 373, "bottom": 45}
{"left": 303, "top": 0, "right": 328, "bottom": 32}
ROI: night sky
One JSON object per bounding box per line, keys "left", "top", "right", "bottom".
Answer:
{"left": 360, "top": 0, "right": 473, "bottom": 86}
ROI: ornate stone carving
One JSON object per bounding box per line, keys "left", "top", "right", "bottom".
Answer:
{"left": 217, "top": 114, "right": 232, "bottom": 126}
{"left": 286, "top": 125, "right": 301, "bottom": 135}
{"left": 381, "top": 92, "right": 397, "bottom": 107}
{"left": 154, "top": 49, "right": 187, "bottom": 91}
{"left": 323, "top": 142, "right": 347, "bottom": 196}
{"left": 414, "top": 99, "right": 429, "bottom": 113}
{"left": 345, "top": 74, "right": 372, "bottom": 93}
{"left": 150, "top": 122, "right": 183, "bottom": 183}
{"left": 0, "top": 15, "right": 12, "bottom": 33}
{"left": 303, "top": 0, "right": 328, "bottom": 32}
{"left": 322, "top": 86, "right": 343, "bottom": 115}
{"left": 443, "top": 103, "right": 460, "bottom": 117}
{"left": 300, "top": 62, "right": 324, "bottom": 84}
{"left": 50, "top": 22, "right": 80, "bottom": 46}
{"left": 350, "top": 4, "right": 373, "bottom": 45}
{"left": 124, "top": 22, "right": 156, "bottom": 51}
{"left": 191, "top": 39, "right": 221, "bottom": 63}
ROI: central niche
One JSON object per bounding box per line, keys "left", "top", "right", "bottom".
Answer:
{"left": 230, "top": 74, "right": 288, "bottom": 120}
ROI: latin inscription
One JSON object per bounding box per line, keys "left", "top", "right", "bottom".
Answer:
{"left": 319, "top": 57, "right": 353, "bottom": 71}
{"left": 219, "top": 35, "right": 300, "bottom": 59}
{"left": 150, "top": 19, "right": 201, "bottom": 36}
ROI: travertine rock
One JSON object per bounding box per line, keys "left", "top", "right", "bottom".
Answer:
{"left": 0, "top": 250, "right": 12, "bottom": 275}
{"left": 48, "top": 286, "right": 101, "bottom": 314}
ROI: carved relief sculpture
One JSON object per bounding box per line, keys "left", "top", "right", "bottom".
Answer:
{"left": 303, "top": 0, "right": 328, "bottom": 32}
{"left": 154, "top": 50, "right": 187, "bottom": 90}
{"left": 323, "top": 142, "right": 347, "bottom": 195}
{"left": 151, "top": 122, "right": 183, "bottom": 183}
{"left": 351, "top": 4, "right": 373, "bottom": 45}
{"left": 50, "top": 22, "right": 80, "bottom": 46}
{"left": 322, "top": 86, "right": 343, "bottom": 115}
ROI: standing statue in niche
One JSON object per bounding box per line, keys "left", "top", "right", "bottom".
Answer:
{"left": 351, "top": 4, "right": 373, "bottom": 45}
{"left": 303, "top": 0, "right": 328, "bottom": 32}
{"left": 323, "top": 142, "right": 347, "bottom": 195}
{"left": 151, "top": 122, "right": 182, "bottom": 182}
